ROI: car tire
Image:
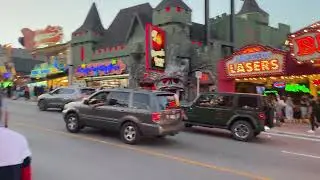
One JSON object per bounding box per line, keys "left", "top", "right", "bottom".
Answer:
{"left": 120, "top": 122, "right": 141, "bottom": 145}
{"left": 185, "top": 123, "right": 193, "bottom": 128}
{"left": 254, "top": 131, "right": 261, "bottom": 137}
{"left": 65, "top": 113, "right": 81, "bottom": 133}
{"left": 231, "top": 121, "right": 254, "bottom": 142}
{"left": 38, "top": 100, "right": 47, "bottom": 111}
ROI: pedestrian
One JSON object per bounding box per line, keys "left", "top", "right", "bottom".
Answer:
{"left": 275, "top": 96, "right": 286, "bottom": 126}
{"left": 300, "top": 96, "right": 309, "bottom": 121}
{"left": 0, "top": 93, "right": 32, "bottom": 180}
{"left": 285, "top": 96, "right": 294, "bottom": 123}
{"left": 308, "top": 96, "right": 320, "bottom": 133}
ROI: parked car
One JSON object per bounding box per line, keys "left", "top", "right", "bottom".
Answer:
{"left": 37, "top": 87, "right": 96, "bottom": 111}
{"left": 182, "top": 92, "right": 272, "bottom": 141}
{"left": 62, "top": 88, "right": 183, "bottom": 144}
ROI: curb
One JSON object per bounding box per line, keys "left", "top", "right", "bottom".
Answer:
{"left": 6, "top": 99, "right": 37, "bottom": 105}
{"left": 264, "top": 130, "right": 320, "bottom": 140}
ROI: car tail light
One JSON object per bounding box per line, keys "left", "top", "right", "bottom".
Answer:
{"left": 152, "top": 112, "right": 161, "bottom": 123}
{"left": 258, "top": 112, "right": 266, "bottom": 121}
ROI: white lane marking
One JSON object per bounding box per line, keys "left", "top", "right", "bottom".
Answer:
{"left": 281, "top": 150, "right": 320, "bottom": 159}
{"left": 263, "top": 132, "right": 320, "bottom": 142}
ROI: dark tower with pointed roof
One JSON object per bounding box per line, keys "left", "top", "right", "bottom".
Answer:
{"left": 237, "top": 0, "right": 269, "bottom": 25}
{"left": 71, "top": 3, "right": 105, "bottom": 65}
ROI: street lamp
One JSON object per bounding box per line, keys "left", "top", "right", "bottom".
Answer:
{"left": 230, "top": 0, "right": 235, "bottom": 53}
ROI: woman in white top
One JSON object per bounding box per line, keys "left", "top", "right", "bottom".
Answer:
{"left": 285, "top": 97, "right": 294, "bottom": 122}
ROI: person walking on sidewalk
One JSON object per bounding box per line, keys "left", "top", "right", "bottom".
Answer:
{"left": 0, "top": 95, "right": 32, "bottom": 180}
{"left": 308, "top": 96, "right": 320, "bottom": 133}
{"left": 285, "top": 96, "right": 294, "bottom": 123}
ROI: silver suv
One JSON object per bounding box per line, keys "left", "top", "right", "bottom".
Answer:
{"left": 37, "top": 87, "right": 96, "bottom": 111}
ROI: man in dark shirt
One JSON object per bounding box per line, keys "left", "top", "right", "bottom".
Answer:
{"left": 0, "top": 95, "right": 32, "bottom": 180}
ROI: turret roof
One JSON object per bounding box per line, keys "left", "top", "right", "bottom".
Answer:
{"left": 155, "top": 0, "right": 191, "bottom": 11}
{"left": 237, "top": 0, "right": 268, "bottom": 16}
{"left": 74, "top": 3, "right": 105, "bottom": 33}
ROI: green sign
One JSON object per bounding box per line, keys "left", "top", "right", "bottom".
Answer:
{"left": 285, "top": 84, "right": 310, "bottom": 93}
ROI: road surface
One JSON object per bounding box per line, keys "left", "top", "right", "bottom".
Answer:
{"left": 6, "top": 100, "right": 320, "bottom": 180}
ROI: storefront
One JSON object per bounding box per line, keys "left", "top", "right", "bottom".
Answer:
{"left": 29, "top": 58, "right": 67, "bottom": 88}
{"left": 75, "top": 58, "right": 128, "bottom": 89}
{"left": 218, "top": 44, "right": 320, "bottom": 97}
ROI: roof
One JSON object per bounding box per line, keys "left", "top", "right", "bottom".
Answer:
{"left": 96, "top": 3, "right": 152, "bottom": 48}
{"left": 155, "top": 0, "right": 191, "bottom": 11}
{"left": 74, "top": 3, "right": 105, "bottom": 33}
{"left": 237, "top": 0, "right": 268, "bottom": 16}
{"left": 190, "top": 23, "right": 205, "bottom": 42}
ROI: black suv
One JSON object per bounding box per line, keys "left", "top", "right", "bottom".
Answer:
{"left": 182, "top": 92, "right": 273, "bottom": 141}
{"left": 62, "top": 88, "right": 183, "bottom": 144}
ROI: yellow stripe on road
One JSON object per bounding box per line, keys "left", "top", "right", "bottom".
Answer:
{"left": 14, "top": 122, "right": 271, "bottom": 180}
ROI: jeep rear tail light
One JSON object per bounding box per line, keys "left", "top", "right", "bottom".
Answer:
{"left": 152, "top": 112, "right": 161, "bottom": 123}
{"left": 258, "top": 112, "right": 266, "bottom": 121}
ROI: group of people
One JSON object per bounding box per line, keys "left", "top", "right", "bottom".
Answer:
{"left": 267, "top": 95, "right": 320, "bottom": 133}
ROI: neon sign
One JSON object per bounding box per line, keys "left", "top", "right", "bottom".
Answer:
{"left": 273, "top": 82, "right": 286, "bottom": 88}
{"left": 75, "top": 59, "right": 126, "bottom": 78}
{"left": 225, "top": 45, "right": 285, "bottom": 78}
{"left": 288, "top": 22, "right": 320, "bottom": 62}
{"left": 285, "top": 84, "right": 310, "bottom": 93}
{"left": 313, "top": 79, "right": 320, "bottom": 86}
{"left": 145, "top": 24, "right": 166, "bottom": 71}
{"left": 30, "top": 59, "right": 66, "bottom": 78}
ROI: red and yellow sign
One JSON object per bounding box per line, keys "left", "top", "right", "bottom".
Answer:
{"left": 145, "top": 24, "right": 166, "bottom": 71}
{"left": 288, "top": 21, "right": 320, "bottom": 62}
{"left": 20, "top": 26, "right": 63, "bottom": 50}
{"left": 225, "top": 45, "right": 285, "bottom": 78}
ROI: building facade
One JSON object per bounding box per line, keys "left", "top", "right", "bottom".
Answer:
{"left": 70, "top": 0, "right": 290, "bottom": 101}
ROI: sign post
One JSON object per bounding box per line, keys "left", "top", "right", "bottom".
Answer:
{"left": 67, "top": 45, "right": 73, "bottom": 87}
{"left": 195, "top": 71, "right": 202, "bottom": 97}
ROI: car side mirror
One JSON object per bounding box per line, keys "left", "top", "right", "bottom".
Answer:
{"left": 83, "top": 98, "right": 89, "bottom": 105}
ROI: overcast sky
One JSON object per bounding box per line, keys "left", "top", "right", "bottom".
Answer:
{"left": 1, "top": 0, "right": 319, "bottom": 47}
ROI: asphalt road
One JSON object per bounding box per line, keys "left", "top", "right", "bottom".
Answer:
{"left": 5, "top": 99, "right": 320, "bottom": 180}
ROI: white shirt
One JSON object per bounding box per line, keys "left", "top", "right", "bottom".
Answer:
{"left": 0, "top": 127, "right": 32, "bottom": 167}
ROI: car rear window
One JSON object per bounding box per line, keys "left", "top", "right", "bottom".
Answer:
{"left": 237, "top": 96, "right": 259, "bottom": 110}
{"left": 80, "top": 88, "right": 96, "bottom": 95}
{"left": 156, "top": 94, "right": 179, "bottom": 110}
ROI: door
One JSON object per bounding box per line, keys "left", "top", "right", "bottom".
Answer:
{"left": 47, "top": 88, "right": 62, "bottom": 107}
{"left": 186, "top": 94, "right": 216, "bottom": 125}
{"left": 208, "top": 94, "right": 234, "bottom": 127}
{"left": 56, "top": 88, "right": 77, "bottom": 107}
{"left": 78, "top": 91, "right": 111, "bottom": 127}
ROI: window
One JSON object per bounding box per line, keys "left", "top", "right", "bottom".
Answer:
{"left": 196, "top": 94, "right": 215, "bottom": 107}
{"left": 90, "top": 91, "right": 110, "bottom": 104}
{"left": 60, "top": 88, "right": 76, "bottom": 94}
{"left": 157, "top": 94, "right": 179, "bottom": 110}
{"left": 107, "top": 92, "right": 130, "bottom": 108}
{"left": 80, "top": 88, "right": 96, "bottom": 95}
{"left": 132, "top": 93, "right": 150, "bottom": 110}
{"left": 238, "top": 96, "right": 258, "bottom": 109}
{"left": 51, "top": 88, "right": 61, "bottom": 94}
{"left": 215, "top": 95, "right": 233, "bottom": 107}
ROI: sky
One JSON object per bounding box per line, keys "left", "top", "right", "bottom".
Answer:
{"left": 0, "top": 0, "right": 319, "bottom": 48}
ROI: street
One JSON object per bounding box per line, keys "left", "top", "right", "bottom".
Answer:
{"left": 6, "top": 100, "right": 320, "bottom": 180}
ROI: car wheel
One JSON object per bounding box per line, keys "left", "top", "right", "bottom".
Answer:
{"left": 231, "top": 121, "right": 254, "bottom": 142}
{"left": 65, "top": 113, "right": 81, "bottom": 133}
{"left": 120, "top": 122, "right": 141, "bottom": 145}
{"left": 254, "top": 131, "right": 261, "bottom": 137}
{"left": 38, "top": 100, "right": 47, "bottom": 111}
{"left": 185, "top": 123, "right": 193, "bottom": 128}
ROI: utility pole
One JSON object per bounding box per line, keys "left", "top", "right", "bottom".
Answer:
{"left": 67, "top": 45, "right": 73, "bottom": 87}
{"left": 230, "top": 0, "right": 235, "bottom": 53}
{"left": 204, "top": 0, "right": 210, "bottom": 46}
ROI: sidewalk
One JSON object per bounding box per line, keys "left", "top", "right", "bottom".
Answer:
{"left": 266, "top": 123, "right": 320, "bottom": 140}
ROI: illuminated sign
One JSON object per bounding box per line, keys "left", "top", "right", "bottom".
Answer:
{"left": 145, "top": 24, "right": 166, "bottom": 71}
{"left": 75, "top": 59, "right": 126, "bottom": 78}
{"left": 285, "top": 84, "right": 310, "bottom": 93}
{"left": 288, "top": 22, "right": 320, "bottom": 62}
{"left": 30, "top": 59, "right": 66, "bottom": 78}
{"left": 225, "top": 45, "right": 285, "bottom": 78}
{"left": 19, "top": 26, "right": 63, "bottom": 50}
{"left": 273, "top": 82, "right": 286, "bottom": 88}
{"left": 313, "top": 79, "right": 320, "bottom": 86}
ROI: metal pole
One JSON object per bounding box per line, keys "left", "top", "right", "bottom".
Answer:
{"left": 230, "top": 0, "right": 235, "bottom": 53}
{"left": 67, "top": 45, "right": 73, "bottom": 87}
{"left": 204, "top": 0, "right": 210, "bottom": 46}
{"left": 196, "top": 77, "right": 200, "bottom": 97}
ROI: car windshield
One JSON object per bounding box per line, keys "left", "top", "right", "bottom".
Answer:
{"left": 80, "top": 88, "right": 96, "bottom": 95}
{"left": 157, "top": 94, "right": 179, "bottom": 110}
